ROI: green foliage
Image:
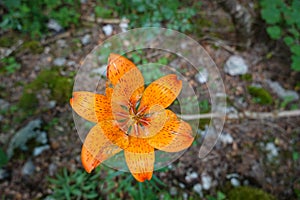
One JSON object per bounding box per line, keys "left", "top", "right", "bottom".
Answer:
{"left": 19, "top": 68, "right": 73, "bottom": 111}
{"left": 0, "top": 57, "right": 21, "bottom": 74}
{"left": 206, "top": 191, "right": 227, "bottom": 200}
{"left": 47, "top": 168, "right": 100, "bottom": 200}
{"left": 0, "top": 147, "right": 9, "bottom": 168}
{"left": 20, "top": 40, "right": 44, "bottom": 54}
{"left": 0, "top": 0, "right": 80, "bottom": 38}
{"left": 248, "top": 86, "right": 273, "bottom": 105}
{"left": 260, "top": 0, "right": 300, "bottom": 71}
{"left": 95, "top": 0, "right": 200, "bottom": 32}
{"left": 228, "top": 186, "right": 276, "bottom": 200}
{"left": 47, "top": 166, "right": 168, "bottom": 200}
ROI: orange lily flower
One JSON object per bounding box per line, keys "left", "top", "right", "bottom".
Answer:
{"left": 70, "top": 53, "right": 194, "bottom": 182}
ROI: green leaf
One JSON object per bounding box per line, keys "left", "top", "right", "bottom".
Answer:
{"left": 284, "top": 36, "right": 294, "bottom": 46}
{"left": 291, "top": 55, "right": 300, "bottom": 71}
{"left": 266, "top": 26, "right": 282, "bottom": 39}
{"left": 261, "top": 8, "right": 281, "bottom": 24}
{"left": 0, "top": 148, "right": 8, "bottom": 167}
{"left": 293, "top": 152, "right": 299, "bottom": 161}
{"left": 291, "top": 45, "right": 300, "bottom": 56}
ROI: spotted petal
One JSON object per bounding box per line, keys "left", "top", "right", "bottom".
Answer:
{"left": 107, "top": 53, "right": 137, "bottom": 86}
{"left": 124, "top": 137, "right": 154, "bottom": 182}
{"left": 147, "top": 110, "right": 194, "bottom": 152}
{"left": 81, "top": 122, "right": 129, "bottom": 173}
{"left": 70, "top": 91, "right": 112, "bottom": 123}
{"left": 139, "top": 74, "right": 182, "bottom": 111}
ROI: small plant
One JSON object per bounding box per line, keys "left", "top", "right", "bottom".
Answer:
{"left": 228, "top": 186, "right": 276, "bottom": 200}
{"left": 0, "top": 147, "right": 8, "bottom": 168}
{"left": 95, "top": 0, "right": 200, "bottom": 32}
{"left": 260, "top": 0, "right": 300, "bottom": 71}
{"left": 47, "top": 168, "right": 100, "bottom": 200}
{"left": 0, "top": 0, "right": 80, "bottom": 38}
{"left": 248, "top": 86, "right": 273, "bottom": 105}
{"left": 0, "top": 56, "right": 21, "bottom": 74}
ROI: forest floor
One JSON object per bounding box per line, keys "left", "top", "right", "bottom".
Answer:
{"left": 0, "top": 1, "right": 300, "bottom": 200}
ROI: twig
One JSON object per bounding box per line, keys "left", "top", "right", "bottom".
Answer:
{"left": 179, "top": 109, "right": 300, "bottom": 120}
{"left": 83, "top": 16, "right": 129, "bottom": 24}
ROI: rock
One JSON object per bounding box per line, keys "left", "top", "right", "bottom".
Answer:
{"left": 179, "top": 183, "right": 185, "bottom": 189}
{"left": 201, "top": 173, "right": 212, "bottom": 190}
{"left": 265, "top": 142, "right": 279, "bottom": 160}
{"left": 185, "top": 171, "right": 198, "bottom": 183}
{"left": 33, "top": 145, "right": 50, "bottom": 156}
{"left": 0, "top": 98, "right": 9, "bottom": 111}
{"left": 169, "top": 187, "right": 178, "bottom": 196}
{"left": 219, "top": 132, "right": 234, "bottom": 145}
{"left": 231, "top": 177, "right": 241, "bottom": 187}
{"left": 48, "top": 100, "right": 56, "bottom": 109}
{"left": 119, "top": 19, "right": 128, "bottom": 32}
{"left": 195, "top": 68, "right": 208, "bottom": 84}
{"left": 182, "top": 193, "right": 188, "bottom": 200}
{"left": 0, "top": 168, "right": 10, "bottom": 180}
{"left": 53, "top": 57, "right": 66, "bottom": 66}
{"left": 22, "top": 159, "right": 35, "bottom": 176}
{"left": 81, "top": 34, "right": 91, "bottom": 45}
{"left": 193, "top": 183, "right": 203, "bottom": 197}
{"left": 7, "top": 119, "right": 47, "bottom": 159}
{"left": 56, "top": 39, "right": 67, "bottom": 48}
{"left": 48, "top": 163, "right": 58, "bottom": 176}
{"left": 266, "top": 80, "right": 299, "bottom": 101}
{"left": 47, "top": 19, "right": 63, "bottom": 32}
{"left": 91, "top": 65, "right": 107, "bottom": 76}
{"left": 224, "top": 55, "right": 248, "bottom": 76}
{"left": 102, "top": 25, "right": 113, "bottom": 36}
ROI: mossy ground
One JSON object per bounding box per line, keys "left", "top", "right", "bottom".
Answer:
{"left": 20, "top": 40, "right": 44, "bottom": 54}
{"left": 228, "top": 186, "right": 276, "bottom": 200}
{"left": 248, "top": 86, "right": 273, "bottom": 105}
{"left": 18, "top": 67, "right": 73, "bottom": 112}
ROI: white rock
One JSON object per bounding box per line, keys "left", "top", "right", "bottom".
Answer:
{"left": 195, "top": 68, "right": 208, "bottom": 84}
{"left": 91, "top": 65, "right": 107, "bottom": 76}
{"left": 22, "top": 159, "right": 35, "bottom": 176}
{"left": 265, "top": 142, "right": 279, "bottom": 160}
{"left": 193, "top": 183, "right": 203, "bottom": 197}
{"left": 169, "top": 187, "right": 178, "bottom": 196}
{"left": 103, "top": 25, "right": 113, "bottom": 36}
{"left": 33, "top": 145, "right": 50, "bottom": 156}
{"left": 119, "top": 19, "right": 128, "bottom": 32}
{"left": 53, "top": 57, "right": 66, "bottom": 66}
{"left": 201, "top": 173, "right": 212, "bottom": 190}
{"left": 224, "top": 55, "right": 248, "bottom": 76}
{"left": 266, "top": 80, "right": 299, "bottom": 101}
{"left": 185, "top": 171, "right": 198, "bottom": 183}
{"left": 231, "top": 178, "right": 240, "bottom": 187}
{"left": 0, "top": 99, "right": 9, "bottom": 110}
{"left": 219, "top": 132, "right": 234, "bottom": 145}
{"left": 182, "top": 193, "right": 188, "bottom": 200}
{"left": 81, "top": 34, "right": 91, "bottom": 45}
{"left": 47, "top": 19, "right": 63, "bottom": 32}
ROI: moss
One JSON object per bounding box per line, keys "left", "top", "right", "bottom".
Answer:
{"left": 228, "top": 186, "right": 276, "bottom": 200}
{"left": 21, "top": 40, "right": 44, "bottom": 54}
{"left": 18, "top": 68, "right": 73, "bottom": 112}
{"left": 241, "top": 73, "right": 253, "bottom": 81}
{"left": 0, "top": 35, "right": 18, "bottom": 47}
{"left": 248, "top": 86, "right": 273, "bottom": 105}
{"left": 18, "top": 92, "right": 39, "bottom": 112}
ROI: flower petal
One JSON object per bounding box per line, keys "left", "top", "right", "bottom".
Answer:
{"left": 70, "top": 91, "right": 112, "bottom": 123}
{"left": 112, "top": 67, "right": 144, "bottom": 110}
{"left": 81, "top": 123, "right": 128, "bottom": 173}
{"left": 107, "top": 53, "right": 137, "bottom": 86}
{"left": 147, "top": 110, "right": 194, "bottom": 152}
{"left": 124, "top": 137, "right": 154, "bottom": 182}
{"left": 139, "top": 74, "right": 182, "bottom": 111}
